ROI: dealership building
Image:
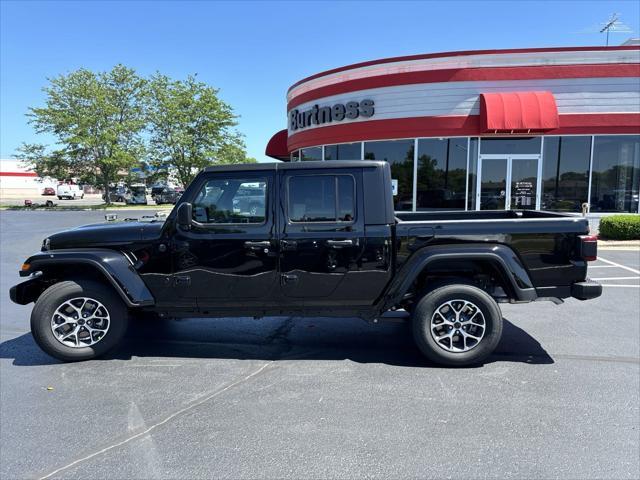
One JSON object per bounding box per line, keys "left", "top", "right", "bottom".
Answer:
{"left": 0, "top": 159, "right": 57, "bottom": 198}
{"left": 266, "top": 45, "right": 640, "bottom": 214}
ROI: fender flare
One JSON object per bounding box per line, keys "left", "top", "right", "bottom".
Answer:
{"left": 381, "top": 243, "right": 537, "bottom": 309}
{"left": 16, "top": 249, "right": 155, "bottom": 307}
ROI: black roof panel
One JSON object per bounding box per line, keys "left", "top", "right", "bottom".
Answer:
{"left": 203, "top": 160, "right": 385, "bottom": 173}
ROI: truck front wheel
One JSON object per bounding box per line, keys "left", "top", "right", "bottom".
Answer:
{"left": 412, "top": 283, "right": 503, "bottom": 366}
{"left": 30, "top": 280, "right": 129, "bottom": 362}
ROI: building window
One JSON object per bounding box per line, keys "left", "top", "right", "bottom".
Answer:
{"left": 480, "top": 137, "right": 542, "bottom": 155}
{"left": 300, "top": 147, "right": 322, "bottom": 161}
{"left": 364, "top": 140, "right": 414, "bottom": 211}
{"left": 541, "top": 136, "right": 591, "bottom": 212}
{"left": 324, "top": 142, "right": 362, "bottom": 160}
{"left": 467, "top": 138, "right": 479, "bottom": 210}
{"left": 416, "top": 138, "right": 467, "bottom": 210}
{"left": 290, "top": 150, "right": 300, "bottom": 162}
{"left": 590, "top": 135, "right": 640, "bottom": 213}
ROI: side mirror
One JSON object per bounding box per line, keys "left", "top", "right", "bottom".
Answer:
{"left": 176, "top": 202, "right": 192, "bottom": 229}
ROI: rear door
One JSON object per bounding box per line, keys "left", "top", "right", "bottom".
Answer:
{"left": 278, "top": 169, "right": 365, "bottom": 305}
{"left": 171, "top": 170, "right": 278, "bottom": 308}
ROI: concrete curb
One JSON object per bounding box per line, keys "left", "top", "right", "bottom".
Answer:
{"left": 597, "top": 240, "right": 640, "bottom": 250}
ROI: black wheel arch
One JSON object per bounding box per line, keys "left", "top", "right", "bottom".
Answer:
{"left": 13, "top": 249, "right": 155, "bottom": 307}
{"left": 380, "top": 243, "right": 537, "bottom": 311}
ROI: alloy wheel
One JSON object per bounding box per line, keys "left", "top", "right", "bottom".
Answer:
{"left": 50, "top": 297, "right": 110, "bottom": 348}
{"left": 430, "top": 299, "right": 486, "bottom": 353}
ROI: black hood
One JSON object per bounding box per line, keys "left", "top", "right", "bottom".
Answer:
{"left": 46, "top": 220, "right": 164, "bottom": 250}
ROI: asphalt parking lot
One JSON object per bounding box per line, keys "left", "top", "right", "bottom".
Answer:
{"left": 1, "top": 210, "right": 639, "bottom": 479}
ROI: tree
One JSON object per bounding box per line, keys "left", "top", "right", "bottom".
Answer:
{"left": 146, "top": 73, "right": 251, "bottom": 187}
{"left": 16, "top": 143, "right": 74, "bottom": 181}
{"left": 27, "top": 65, "right": 147, "bottom": 203}
{"left": 215, "top": 133, "right": 257, "bottom": 165}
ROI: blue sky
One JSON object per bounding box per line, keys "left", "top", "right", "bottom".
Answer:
{"left": 1, "top": 0, "right": 639, "bottom": 162}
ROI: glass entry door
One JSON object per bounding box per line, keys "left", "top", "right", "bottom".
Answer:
{"left": 477, "top": 155, "right": 541, "bottom": 210}
{"left": 479, "top": 158, "right": 508, "bottom": 210}
{"left": 510, "top": 158, "right": 539, "bottom": 210}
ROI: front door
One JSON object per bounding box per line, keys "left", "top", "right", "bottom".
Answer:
{"left": 477, "top": 155, "right": 541, "bottom": 210}
{"left": 171, "top": 171, "right": 278, "bottom": 308}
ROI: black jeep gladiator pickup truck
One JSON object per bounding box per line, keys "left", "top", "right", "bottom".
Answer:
{"left": 11, "top": 161, "right": 602, "bottom": 366}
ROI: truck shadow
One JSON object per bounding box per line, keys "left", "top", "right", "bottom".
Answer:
{"left": 0, "top": 317, "right": 553, "bottom": 368}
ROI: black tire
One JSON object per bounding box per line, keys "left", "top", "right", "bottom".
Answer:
{"left": 412, "top": 283, "right": 502, "bottom": 366}
{"left": 30, "top": 280, "right": 129, "bottom": 362}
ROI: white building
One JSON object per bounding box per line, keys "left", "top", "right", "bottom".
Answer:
{"left": 0, "top": 159, "right": 57, "bottom": 198}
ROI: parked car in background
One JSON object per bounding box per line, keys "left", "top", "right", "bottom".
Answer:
{"left": 124, "top": 184, "right": 148, "bottom": 205}
{"left": 154, "top": 187, "right": 182, "bottom": 205}
{"left": 42, "top": 187, "right": 56, "bottom": 196}
{"left": 232, "top": 184, "right": 266, "bottom": 216}
{"left": 150, "top": 184, "right": 168, "bottom": 202}
{"left": 56, "top": 183, "right": 84, "bottom": 200}
{"left": 103, "top": 186, "right": 127, "bottom": 203}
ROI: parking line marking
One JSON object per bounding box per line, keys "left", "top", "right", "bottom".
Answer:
{"left": 38, "top": 361, "right": 273, "bottom": 480}
{"left": 600, "top": 284, "right": 640, "bottom": 288}
{"left": 597, "top": 256, "right": 640, "bottom": 275}
{"left": 587, "top": 265, "right": 617, "bottom": 268}
{"left": 591, "top": 276, "right": 640, "bottom": 281}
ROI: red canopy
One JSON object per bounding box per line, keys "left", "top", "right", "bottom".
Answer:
{"left": 480, "top": 91, "right": 559, "bottom": 133}
{"left": 265, "top": 129, "right": 290, "bottom": 160}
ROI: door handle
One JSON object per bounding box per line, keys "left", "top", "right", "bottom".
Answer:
{"left": 244, "top": 240, "right": 271, "bottom": 250}
{"left": 281, "top": 273, "right": 298, "bottom": 285}
{"left": 174, "top": 275, "right": 191, "bottom": 286}
{"left": 326, "top": 239, "right": 353, "bottom": 248}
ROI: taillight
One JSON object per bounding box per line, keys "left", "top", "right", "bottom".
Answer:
{"left": 579, "top": 235, "right": 598, "bottom": 261}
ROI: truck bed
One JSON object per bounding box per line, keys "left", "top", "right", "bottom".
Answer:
{"left": 393, "top": 209, "right": 591, "bottom": 293}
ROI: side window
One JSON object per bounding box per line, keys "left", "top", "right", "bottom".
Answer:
{"left": 288, "top": 174, "right": 355, "bottom": 223}
{"left": 192, "top": 177, "right": 267, "bottom": 224}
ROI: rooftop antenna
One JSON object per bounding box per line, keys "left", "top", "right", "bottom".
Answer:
{"left": 599, "top": 13, "right": 633, "bottom": 46}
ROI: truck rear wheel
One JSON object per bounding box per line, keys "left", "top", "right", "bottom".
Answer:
{"left": 30, "top": 280, "right": 129, "bottom": 362}
{"left": 412, "top": 283, "right": 502, "bottom": 366}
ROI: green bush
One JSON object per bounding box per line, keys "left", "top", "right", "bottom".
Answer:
{"left": 598, "top": 214, "right": 640, "bottom": 240}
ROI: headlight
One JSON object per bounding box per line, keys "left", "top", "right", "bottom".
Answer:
{"left": 41, "top": 238, "right": 50, "bottom": 251}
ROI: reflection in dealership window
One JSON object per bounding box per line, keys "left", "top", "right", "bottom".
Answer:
{"left": 291, "top": 150, "right": 300, "bottom": 162}
{"left": 192, "top": 178, "right": 267, "bottom": 223}
{"left": 324, "top": 143, "right": 362, "bottom": 160}
{"left": 364, "top": 140, "right": 414, "bottom": 211}
{"left": 467, "top": 138, "right": 479, "bottom": 210}
{"left": 542, "top": 136, "right": 591, "bottom": 212}
{"left": 300, "top": 146, "right": 322, "bottom": 161}
{"left": 288, "top": 175, "right": 355, "bottom": 222}
{"left": 590, "top": 135, "right": 640, "bottom": 213}
{"left": 416, "top": 138, "right": 467, "bottom": 210}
